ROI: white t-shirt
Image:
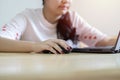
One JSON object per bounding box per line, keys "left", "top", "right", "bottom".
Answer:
{"left": 0, "top": 8, "right": 107, "bottom": 47}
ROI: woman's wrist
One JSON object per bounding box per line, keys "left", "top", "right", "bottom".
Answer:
{"left": 28, "top": 41, "right": 37, "bottom": 52}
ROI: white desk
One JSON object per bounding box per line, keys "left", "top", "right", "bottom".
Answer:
{"left": 0, "top": 52, "right": 120, "bottom": 80}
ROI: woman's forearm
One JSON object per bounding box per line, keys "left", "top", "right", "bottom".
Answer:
{"left": 0, "top": 37, "right": 34, "bottom": 53}
{"left": 95, "top": 37, "right": 117, "bottom": 47}
{"left": 0, "top": 37, "right": 73, "bottom": 54}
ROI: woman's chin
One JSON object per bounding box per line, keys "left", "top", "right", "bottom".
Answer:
{"left": 58, "top": 10, "right": 68, "bottom": 15}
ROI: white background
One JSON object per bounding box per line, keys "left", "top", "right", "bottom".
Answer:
{"left": 71, "top": 0, "right": 120, "bottom": 36}
{"left": 0, "top": 0, "right": 120, "bottom": 36}
{"left": 0, "top": 0, "right": 42, "bottom": 27}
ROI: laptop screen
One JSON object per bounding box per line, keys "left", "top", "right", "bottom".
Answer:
{"left": 114, "top": 31, "right": 120, "bottom": 52}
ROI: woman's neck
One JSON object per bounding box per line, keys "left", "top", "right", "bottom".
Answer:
{"left": 43, "top": 7, "right": 61, "bottom": 24}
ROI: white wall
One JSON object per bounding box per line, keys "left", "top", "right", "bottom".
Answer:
{"left": 0, "top": 0, "right": 120, "bottom": 36}
{"left": 0, "top": 0, "right": 42, "bottom": 27}
{"left": 71, "top": 0, "right": 120, "bottom": 36}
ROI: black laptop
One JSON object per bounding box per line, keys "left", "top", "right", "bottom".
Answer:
{"left": 71, "top": 31, "right": 120, "bottom": 53}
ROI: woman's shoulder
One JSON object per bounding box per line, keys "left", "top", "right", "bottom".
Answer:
{"left": 20, "top": 8, "right": 42, "bottom": 15}
{"left": 14, "top": 8, "right": 43, "bottom": 20}
{"left": 68, "top": 10, "right": 83, "bottom": 20}
{"left": 68, "top": 10, "right": 81, "bottom": 17}
{"left": 68, "top": 10, "right": 84, "bottom": 24}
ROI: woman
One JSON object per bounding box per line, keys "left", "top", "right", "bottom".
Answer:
{"left": 0, "top": 0, "right": 116, "bottom": 54}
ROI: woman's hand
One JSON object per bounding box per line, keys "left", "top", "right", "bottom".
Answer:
{"left": 31, "top": 39, "right": 71, "bottom": 54}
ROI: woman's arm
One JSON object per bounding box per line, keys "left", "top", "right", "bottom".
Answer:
{"left": 0, "top": 37, "right": 34, "bottom": 53}
{"left": 95, "top": 36, "right": 117, "bottom": 47}
{"left": 0, "top": 37, "right": 70, "bottom": 54}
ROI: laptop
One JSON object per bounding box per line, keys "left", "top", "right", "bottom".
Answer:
{"left": 71, "top": 31, "right": 120, "bottom": 53}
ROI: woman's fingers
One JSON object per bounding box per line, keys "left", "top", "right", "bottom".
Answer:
{"left": 32, "top": 39, "right": 71, "bottom": 54}
{"left": 43, "top": 39, "right": 71, "bottom": 54}
{"left": 53, "top": 39, "right": 72, "bottom": 51}
{"left": 32, "top": 43, "right": 57, "bottom": 54}
{"left": 47, "top": 42, "right": 63, "bottom": 54}
{"left": 46, "top": 46, "right": 58, "bottom": 54}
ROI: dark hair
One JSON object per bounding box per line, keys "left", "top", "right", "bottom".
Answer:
{"left": 57, "top": 12, "right": 79, "bottom": 44}
{"left": 42, "top": 0, "right": 44, "bottom": 5}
